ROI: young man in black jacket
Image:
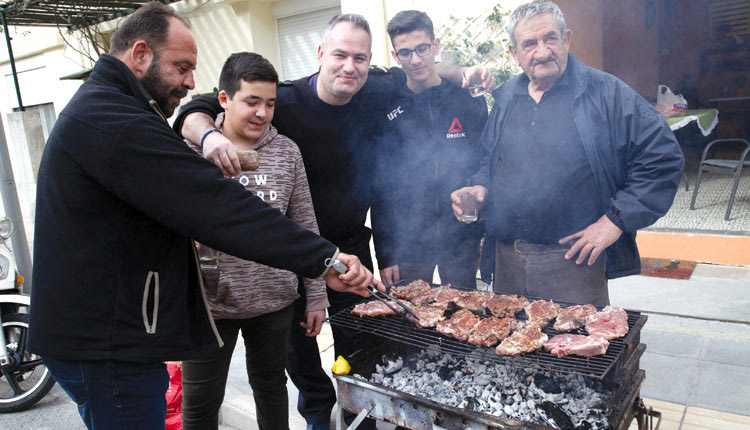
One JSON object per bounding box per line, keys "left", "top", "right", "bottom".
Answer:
{"left": 29, "top": 5, "right": 378, "bottom": 429}
{"left": 372, "top": 10, "right": 488, "bottom": 290}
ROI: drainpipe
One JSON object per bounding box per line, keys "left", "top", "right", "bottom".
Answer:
{"left": 1, "top": 10, "right": 24, "bottom": 111}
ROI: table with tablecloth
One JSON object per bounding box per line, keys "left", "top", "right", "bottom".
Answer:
{"left": 666, "top": 108, "right": 719, "bottom": 136}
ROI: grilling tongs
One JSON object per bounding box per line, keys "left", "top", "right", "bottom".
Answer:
{"left": 328, "top": 259, "right": 420, "bottom": 325}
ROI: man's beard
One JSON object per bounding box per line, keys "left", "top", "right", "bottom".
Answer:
{"left": 140, "top": 55, "right": 187, "bottom": 118}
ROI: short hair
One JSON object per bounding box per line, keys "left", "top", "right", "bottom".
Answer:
{"left": 109, "top": 2, "right": 191, "bottom": 55}
{"left": 507, "top": 0, "right": 566, "bottom": 49}
{"left": 321, "top": 14, "right": 372, "bottom": 51}
{"left": 218, "top": 52, "right": 279, "bottom": 98}
{"left": 386, "top": 10, "right": 434, "bottom": 47}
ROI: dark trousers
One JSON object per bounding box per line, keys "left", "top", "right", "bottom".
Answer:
{"left": 288, "top": 282, "right": 376, "bottom": 429}
{"left": 43, "top": 357, "right": 169, "bottom": 429}
{"left": 399, "top": 236, "right": 482, "bottom": 289}
{"left": 494, "top": 240, "right": 610, "bottom": 306}
{"left": 288, "top": 230, "right": 376, "bottom": 429}
{"left": 181, "top": 305, "right": 293, "bottom": 430}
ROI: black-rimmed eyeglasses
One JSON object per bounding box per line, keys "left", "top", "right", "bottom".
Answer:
{"left": 395, "top": 43, "right": 433, "bottom": 62}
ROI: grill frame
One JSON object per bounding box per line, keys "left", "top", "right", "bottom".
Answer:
{"left": 329, "top": 292, "right": 646, "bottom": 379}
{"left": 333, "top": 339, "right": 647, "bottom": 430}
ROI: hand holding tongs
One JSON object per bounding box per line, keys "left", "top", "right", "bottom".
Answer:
{"left": 329, "top": 259, "right": 420, "bottom": 324}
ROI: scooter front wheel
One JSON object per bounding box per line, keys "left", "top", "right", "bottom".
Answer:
{"left": 0, "top": 313, "right": 56, "bottom": 413}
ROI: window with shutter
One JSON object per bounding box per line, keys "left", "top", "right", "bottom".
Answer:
{"left": 276, "top": 6, "right": 341, "bottom": 81}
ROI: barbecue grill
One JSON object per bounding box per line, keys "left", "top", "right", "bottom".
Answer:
{"left": 328, "top": 282, "right": 661, "bottom": 430}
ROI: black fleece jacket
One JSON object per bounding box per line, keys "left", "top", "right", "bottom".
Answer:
{"left": 30, "top": 55, "right": 337, "bottom": 363}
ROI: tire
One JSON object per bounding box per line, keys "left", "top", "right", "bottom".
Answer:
{"left": 0, "top": 313, "right": 56, "bottom": 413}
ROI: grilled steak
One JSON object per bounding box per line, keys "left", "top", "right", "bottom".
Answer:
{"left": 433, "top": 287, "right": 465, "bottom": 307}
{"left": 487, "top": 294, "right": 530, "bottom": 318}
{"left": 496, "top": 321, "right": 548, "bottom": 356}
{"left": 410, "top": 285, "right": 449, "bottom": 306}
{"left": 352, "top": 299, "right": 413, "bottom": 317}
{"left": 585, "top": 306, "right": 629, "bottom": 340}
{"left": 454, "top": 291, "right": 493, "bottom": 313}
{"left": 468, "top": 316, "right": 517, "bottom": 347}
{"left": 553, "top": 304, "right": 598, "bottom": 331}
{"left": 543, "top": 334, "right": 609, "bottom": 357}
{"left": 525, "top": 300, "right": 562, "bottom": 326}
{"left": 436, "top": 309, "right": 481, "bottom": 341}
{"left": 389, "top": 279, "right": 431, "bottom": 301}
{"left": 406, "top": 305, "right": 447, "bottom": 328}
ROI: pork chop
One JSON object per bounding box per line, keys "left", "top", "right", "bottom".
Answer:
{"left": 389, "top": 279, "right": 431, "bottom": 301}
{"left": 436, "top": 309, "right": 481, "bottom": 341}
{"left": 543, "top": 334, "right": 609, "bottom": 357}
{"left": 351, "top": 299, "right": 413, "bottom": 317}
{"left": 524, "top": 300, "right": 562, "bottom": 326}
{"left": 496, "top": 322, "right": 548, "bottom": 356}
{"left": 553, "top": 304, "right": 598, "bottom": 331}
{"left": 487, "top": 294, "right": 530, "bottom": 318}
{"left": 454, "top": 291, "right": 493, "bottom": 313}
{"left": 406, "top": 305, "right": 447, "bottom": 328}
{"left": 468, "top": 316, "right": 517, "bottom": 347}
{"left": 585, "top": 306, "right": 629, "bottom": 340}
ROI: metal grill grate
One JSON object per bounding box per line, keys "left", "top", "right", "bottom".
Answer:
{"left": 329, "top": 296, "right": 644, "bottom": 380}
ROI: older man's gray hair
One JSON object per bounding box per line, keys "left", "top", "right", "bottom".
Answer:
{"left": 506, "top": 0, "right": 567, "bottom": 49}
{"left": 321, "top": 13, "right": 372, "bottom": 51}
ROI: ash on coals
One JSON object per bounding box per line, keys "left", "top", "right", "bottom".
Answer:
{"left": 354, "top": 346, "right": 611, "bottom": 429}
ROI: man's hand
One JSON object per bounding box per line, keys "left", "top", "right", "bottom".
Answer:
{"left": 450, "top": 186, "right": 488, "bottom": 222}
{"left": 462, "top": 65, "right": 496, "bottom": 93}
{"left": 202, "top": 131, "right": 242, "bottom": 177}
{"left": 380, "top": 265, "right": 400, "bottom": 287}
{"left": 300, "top": 309, "right": 326, "bottom": 337}
{"left": 323, "top": 252, "right": 385, "bottom": 297}
{"left": 181, "top": 112, "right": 242, "bottom": 177}
{"left": 558, "top": 215, "right": 623, "bottom": 265}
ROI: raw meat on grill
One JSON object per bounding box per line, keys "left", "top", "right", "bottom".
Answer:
{"left": 524, "top": 299, "right": 562, "bottom": 326}
{"left": 468, "top": 316, "right": 517, "bottom": 347}
{"left": 410, "top": 285, "right": 450, "bottom": 306}
{"left": 486, "top": 294, "right": 530, "bottom": 318}
{"left": 543, "top": 333, "right": 610, "bottom": 357}
{"left": 436, "top": 309, "right": 481, "bottom": 341}
{"left": 454, "top": 291, "right": 493, "bottom": 313}
{"left": 352, "top": 299, "right": 413, "bottom": 317}
{"left": 496, "top": 321, "right": 549, "bottom": 356}
{"left": 553, "top": 304, "right": 598, "bottom": 331}
{"left": 586, "top": 306, "right": 629, "bottom": 340}
{"left": 406, "top": 305, "right": 447, "bottom": 328}
{"left": 389, "top": 279, "right": 431, "bottom": 301}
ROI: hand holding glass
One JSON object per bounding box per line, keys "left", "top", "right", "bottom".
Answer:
{"left": 463, "top": 70, "right": 487, "bottom": 98}
{"left": 460, "top": 192, "right": 479, "bottom": 223}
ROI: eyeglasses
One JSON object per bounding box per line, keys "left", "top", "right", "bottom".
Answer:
{"left": 395, "top": 43, "right": 433, "bottom": 62}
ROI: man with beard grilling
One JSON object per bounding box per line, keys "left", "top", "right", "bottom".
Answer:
{"left": 174, "top": 13, "right": 494, "bottom": 430}
{"left": 28, "top": 4, "right": 380, "bottom": 429}
{"left": 451, "top": 0, "right": 683, "bottom": 306}
{"left": 371, "top": 10, "right": 488, "bottom": 290}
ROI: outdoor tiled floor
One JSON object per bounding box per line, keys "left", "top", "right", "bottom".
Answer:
{"left": 649, "top": 171, "right": 750, "bottom": 234}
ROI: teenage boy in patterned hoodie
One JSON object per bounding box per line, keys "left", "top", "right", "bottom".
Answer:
{"left": 181, "top": 52, "right": 326, "bottom": 430}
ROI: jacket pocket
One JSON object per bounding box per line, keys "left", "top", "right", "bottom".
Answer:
{"left": 141, "top": 271, "right": 160, "bottom": 334}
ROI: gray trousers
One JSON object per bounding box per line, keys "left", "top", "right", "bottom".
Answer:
{"left": 493, "top": 240, "right": 610, "bottom": 306}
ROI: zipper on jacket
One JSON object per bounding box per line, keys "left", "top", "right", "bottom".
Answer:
{"left": 142, "top": 271, "right": 160, "bottom": 334}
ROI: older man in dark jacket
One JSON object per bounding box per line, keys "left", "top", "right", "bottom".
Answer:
{"left": 29, "top": 4, "right": 377, "bottom": 429}
{"left": 451, "top": 0, "right": 683, "bottom": 306}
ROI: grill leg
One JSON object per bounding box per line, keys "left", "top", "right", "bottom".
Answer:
{"left": 337, "top": 403, "right": 375, "bottom": 430}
